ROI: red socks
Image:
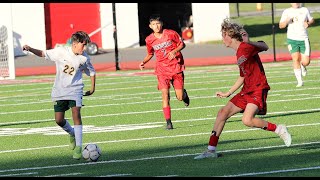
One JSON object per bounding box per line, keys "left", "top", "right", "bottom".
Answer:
{"left": 209, "top": 131, "right": 219, "bottom": 146}
{"left": 163, "top": 106, "right": 171, "bottom": 121}
{"left": 266, "top": 122, "right": 277, "bottom": 132}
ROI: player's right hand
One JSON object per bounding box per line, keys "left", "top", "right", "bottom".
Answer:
{"left": 22, "top": 45, "right": 30, "bottom": 51}
{"left": 139, "top": 62, "right": 145, "bottom": 70}
{"left": 216, "top": 91, "right": 229, "bottom": 98}
{"left": 241, "top": 30, "right": 249, "bottom": 43}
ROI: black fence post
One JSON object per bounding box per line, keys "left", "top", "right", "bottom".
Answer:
{"left": 236, "top": 3, "right": 240, "bottom": 17}
{"left": 112, "top": 3, "right": 121, "bottom": 71}
{"left": 271, "top": 3, "right": 276, "bottom": 62}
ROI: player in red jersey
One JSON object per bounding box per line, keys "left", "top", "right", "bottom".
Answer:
{"left": 139, "top": 14, "right": 190, "bottom": 130}
{"left": 194, "top": 18, "right": 292, "bottom": 159}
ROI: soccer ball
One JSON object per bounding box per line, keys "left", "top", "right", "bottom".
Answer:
{"left": 82, "top": 143, "right": 102, "bottom": 162}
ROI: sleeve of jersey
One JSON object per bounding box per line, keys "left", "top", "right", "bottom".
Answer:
{"left": 306, "top": 8, "right": 313, "bottom": 21}
{"left": 84, "top": 57, "right": 96, "bottom": 76}
{"left": 44, "top": 48, "right": 60, "bottom": 62}
{"left": 279, "top": 9, "right": 288, "bottom": 23}
{"left": 172, "top": 30, "right": 183, "bottom": 46}
{"left": 145, "top": 39, "right": 154, "bottom": 55}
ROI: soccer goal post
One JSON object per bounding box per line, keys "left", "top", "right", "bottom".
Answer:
{"left": 0, "top": 4, "right": 15, "bottom": 80}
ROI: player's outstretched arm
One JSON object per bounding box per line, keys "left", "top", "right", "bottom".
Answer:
{"left": 216, "top": 76, "right": 244, "bottom": 98}
{"left": 248, "top": 41, "right": 269, "bottom": 52}
{"left": 22, "top": 45, "right": 45, "bottom": 57}
{"left": 241, "top": 30, "right": 268, "bottom": 51}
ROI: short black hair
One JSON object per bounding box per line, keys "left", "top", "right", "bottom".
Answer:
{"left": 149, "top": 14, "right": 162, "bottom": 23}
{"left": 71, "top": 31, "right": 91, "bottom": 45}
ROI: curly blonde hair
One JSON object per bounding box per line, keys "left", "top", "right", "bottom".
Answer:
{"left": 221, "top": 18, "right": 244, "bottom": 42}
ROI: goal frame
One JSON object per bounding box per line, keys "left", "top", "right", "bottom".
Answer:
{"left": 0, "top": 3, "right": 15, "bottom": 80}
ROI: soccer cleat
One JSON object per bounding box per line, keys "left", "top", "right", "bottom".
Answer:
{"left": 194, "top": 150, "right": 218, "bottom": 160}
{"left": 69, "top": 135, "right": 76, "bottom": 150}
{"left": 301, "top": 64, "right": 307, "bottom": 77}
{"left": 183, "top": 89, "right": 190, "bottom": 107}
{"left": 275, "top": 124, "right": 292, "bottom": 147}
{"left": 73, "top": 146, "right": 82, "bottom": 160}
{"left": 166, "top": 120, "right": 173, "bottom": 130}
{"left": 296, "top": 82, "right": 304, "bottom": 87}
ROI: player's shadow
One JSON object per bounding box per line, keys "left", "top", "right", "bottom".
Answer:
{"left": 258, "top": 109, "right": 320, "bottom": 119}
{"left": 298, "top": 142, "right": 320, "bottom": 151}
{"left": 175, "top": 108, "right": 320, "bottom": 130}
{"left": 0, "top": 120, "right": 52, "bottom": 127}
{"left": 214, "top": 108, "right": 320, "bottom": 124}
{"left": 194, "top": 135, "right": 282, "bottom": 147}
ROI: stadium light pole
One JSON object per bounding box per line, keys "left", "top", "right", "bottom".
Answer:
{"left": 271, "top": 3, "right": 276, "bottom": 62}
{"left": 112, "top": 3, "right": 120, "bottom": 70}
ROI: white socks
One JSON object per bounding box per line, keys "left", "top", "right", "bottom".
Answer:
{"left": 62, "top": 120, "right": 74, "bottom": 136}
{"left": 208, "top": 145, "right": 216, "bottom": 151}
{"left": 294, "top": 69, "right": 303, "bottom": 85}
{"left": 74, "top": 125, "right": 83, "bottom": 147}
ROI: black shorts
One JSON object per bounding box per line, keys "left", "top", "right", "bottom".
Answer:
{"left": 54, "top": 100, "right": 77, "bottom": 112}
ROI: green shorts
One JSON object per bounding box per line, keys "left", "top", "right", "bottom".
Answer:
{"left": 54, "top": 100, "right": 77, "bottom": 112}
{"left": 287, "top": 38, "right": 310, "bottom": 56}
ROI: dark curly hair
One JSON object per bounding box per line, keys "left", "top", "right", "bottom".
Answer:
{"left": 70, "top": 31, "right": 91, "bottom": 45}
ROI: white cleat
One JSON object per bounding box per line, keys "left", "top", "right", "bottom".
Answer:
{"left": 275, "top": 124, "right": 292, "bottom": 147}
{"left": 194, "top": 150, "right": 219, "bottom": 160}
{"left": 296, "top": 82, "right": 304, "bottom": 87}
{"left": 301, "top": 64, "right": 307, "bottom": 77}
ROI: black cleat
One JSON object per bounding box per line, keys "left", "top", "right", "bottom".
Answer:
{"left": 166, "top": 120, "right": 173, "bottom": 130}
{"left": 183, "top": 89, "right": 190, "bottom": 107}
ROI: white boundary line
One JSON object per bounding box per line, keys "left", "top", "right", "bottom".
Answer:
{"left": 0, "top": 141, "right": 319, "bottom": 176}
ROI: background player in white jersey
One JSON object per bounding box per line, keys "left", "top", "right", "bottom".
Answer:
{"left": 279, "top": 3, "right": 314, "bottom": 87}
{"left": 22, "top": 31, "right": 96, "bottom": 160}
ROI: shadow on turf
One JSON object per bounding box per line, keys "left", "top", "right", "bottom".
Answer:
{"left": 0, "top": 120, "right": 53, "bottom": 127}
{"left": 258, "top": 109, "right": 320, "bottom": 119}
{"left": 244, "top": 17, "right": 320, "bottom": 38}
{"left": 207, "top": 108, "right": 320, "bottom": 124}
{"left": 189, "top": 135, "right": 283, "bottom": 149}
{"left": 175, "top": 108, "right": 320, "bottom": 129}
{"left": 299, "top": 143, "right": 320, "bottom": 151}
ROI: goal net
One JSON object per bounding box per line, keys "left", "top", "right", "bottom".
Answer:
{"left": 0, "top": 4, "right": 15, "bottom": 80}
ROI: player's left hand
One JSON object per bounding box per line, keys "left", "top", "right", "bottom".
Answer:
{"left": 84, "top": 90, "right": 94, "bottom": 96}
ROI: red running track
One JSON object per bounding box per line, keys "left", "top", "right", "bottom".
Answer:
{"left": 15, "top": 52, "right": 320, "bottom": 77}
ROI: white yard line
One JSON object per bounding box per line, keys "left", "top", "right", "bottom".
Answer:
{"left": 0, "top": 141, "right": 319, "bottom": 176}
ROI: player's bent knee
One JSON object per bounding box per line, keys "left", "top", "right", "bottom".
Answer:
{"left": 241, "top": 118, "right": 254, "bottom": 127}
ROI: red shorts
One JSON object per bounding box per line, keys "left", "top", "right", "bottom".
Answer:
{"left": 230, "top": 89, "right": 269, "bottom": 115}
{"left": 157, "top": 72, "right": 184, "bottom": 90}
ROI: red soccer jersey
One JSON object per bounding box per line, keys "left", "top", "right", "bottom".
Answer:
{"left": 236, "top": 42, "right": 270, "bottom": 93}
{"left": 145, "top": 29, "right": 185, "bottom": 76}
